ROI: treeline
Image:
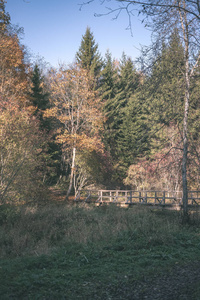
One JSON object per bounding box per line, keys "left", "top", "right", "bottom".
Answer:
{"left": 0, "top": 1, "right": 200, "bottom": 203}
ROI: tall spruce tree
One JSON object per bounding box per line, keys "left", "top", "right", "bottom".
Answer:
{"left": 100, "top": 52, "right": 141, "bottom": 183}
{"left": 147, "top": 30, "right": 185, "bottom": 127}
{"left": 118, "top": 88, "right": 151, "bottom": 166}
{"left": 76, "top": 26, "right": 102, "bottom": 80}
{"left": 29, "top": 64, "right": 62, "bottom": 185}
{"left": 29, "top": 64, "right": 50, "bottom": 129}
{"left": 100, "top": 50, "right": 118, "bottom": 151}
{"left": 106, "top": 53, "right": 140, "bottom": 161}
{"left": 100, "top": 50, "right": 117, "bottom": 101}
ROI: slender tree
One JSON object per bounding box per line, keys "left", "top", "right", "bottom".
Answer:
{"left": 100, "top": 50, "right": 118, "bottom": 151}
{"left": 45, "top": 64, "right": 104, "bottom": 199}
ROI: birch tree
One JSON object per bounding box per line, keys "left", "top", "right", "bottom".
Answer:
{"left": 45, "top": 64, "right": 104, "bottom": 199}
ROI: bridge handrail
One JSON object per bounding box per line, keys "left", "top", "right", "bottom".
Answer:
{"left": 74, "top": 189, "right": 200, "bottom": 205}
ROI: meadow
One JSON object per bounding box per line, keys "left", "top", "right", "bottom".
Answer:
{"left": 0, "top": 201, "right": 200, "bottom": 299}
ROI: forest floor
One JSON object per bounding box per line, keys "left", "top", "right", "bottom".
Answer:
{"left": 0, "top": 189, "right": 200, "bottom": 299}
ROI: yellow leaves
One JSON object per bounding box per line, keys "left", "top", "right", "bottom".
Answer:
{"left": 47, "top": 63, "right": 104, "bottom": 155}
{"left": 43, "top": 107, "right": 58, "bottom": 118}
{"left": 24, "top": 105, "right": 37, "bottom": 115}
{"left": 56, "top": 131, "right": 104, "bottom": 153}
{"left": 76, "top": 133, "right": 104, "bottom": 153}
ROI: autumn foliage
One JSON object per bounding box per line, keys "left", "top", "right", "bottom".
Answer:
{"left": 1, "top": 4, "right": 200, "bottom": 204}
{"left": 45, "top": 64, "right": 104, "bottom": 196}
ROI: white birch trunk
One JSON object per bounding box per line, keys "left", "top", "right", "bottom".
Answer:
{"left": 66, "top": 147, "right": 76, "bottom": 200}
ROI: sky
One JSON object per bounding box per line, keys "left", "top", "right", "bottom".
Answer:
{"left": 5, "top": 0, "right": 151, "bottom": 68}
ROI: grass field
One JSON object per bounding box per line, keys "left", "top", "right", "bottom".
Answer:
{"left": 0, "top": 201, "right": 200, "bottom": 299}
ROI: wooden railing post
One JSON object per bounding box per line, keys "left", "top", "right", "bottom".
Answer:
{"left": 139, "top": 191, "right": 142, "bottom": 203}
{"left": 129, "top": 191, "right": 132, "bottom": 203}
{"left": 116, "top": 190, "right": 119, "bottom": 202}
{"left": 162, "top": 191, "right": 165, "bottom": 205}
{"left": 100, "top": 190, "right": 103, "bottom": 203}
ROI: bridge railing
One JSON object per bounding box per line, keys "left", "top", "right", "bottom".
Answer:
{"left": 74, "top": 190, "right": 200, "bottom": 206}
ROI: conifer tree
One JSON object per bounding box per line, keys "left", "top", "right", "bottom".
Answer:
{"left": 29, "top": 64, "right": 50, "bottom": 128}
{"left": 100, "top": 52, "right": 141, "bottom": 183}
{"left": 0, "top": 0, "right": 10, "bottom": 33}
{"left": 119, "top": 89, "right": 151, "bottom": 166}
{"left": 29, "top": 64, "right": 63, "bottom": 185}
{"left": 100, "top": 50, "right": 118, "bottom": 101}
{"left": 76, "top": 26, "right": 102, "bottom": 80}
{"left": 100, "top": 50, "right": 118, "bottom": 151}
{"left": 147, "top": 30, "right": 185, "bottom": 127}
{"left": 106, "top": 53, "right": 140, "bottom": 161}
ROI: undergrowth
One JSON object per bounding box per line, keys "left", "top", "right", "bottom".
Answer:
{"left": 0, "top": 202, "right": 200, "bottom": 299}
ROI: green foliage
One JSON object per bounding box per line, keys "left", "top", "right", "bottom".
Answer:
{"left": 76, "top": 26, "right": 102, "bottom": 80}
{"left": 146, "top": 31, "right": 185, "bottom": 127}
{"left": 28, "top": 64, "right": 63, "bottom": 186}
{"left": 29, "top": 64, "right": 50, "bottom": 129}
{"left": 0, "top": 204, "right": 20, "bottom": 225}
{"left": 123, "top": 30, "right": 198, "bottom": 190}
{"left": 101, "top": 52, "right": 142, "bottom": 181}
{"left": 118, "top": 90, "right": 151, "bottom": 166}
{"left": 0, "top": 0, "right": 10, "bottom": 32}
{"left": 100, "top": 50, "right": 118, "bottom": 102}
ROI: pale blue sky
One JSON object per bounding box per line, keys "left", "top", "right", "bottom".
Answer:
{"left": 6, "top": 0, "right": 151, "bottom": 67}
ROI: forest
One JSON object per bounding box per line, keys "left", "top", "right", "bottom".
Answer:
{"left": 0, "top": 0, "right": 200, "bottom": 209}
{"left": 1, "top": 1, "right": 200, "bottom": 298}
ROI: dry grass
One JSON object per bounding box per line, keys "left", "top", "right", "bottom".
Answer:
{"left": 0, "top": 202, "right": 184, "bottom": 258}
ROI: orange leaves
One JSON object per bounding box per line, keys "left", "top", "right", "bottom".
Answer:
{"left": 46, "top": 63, "right": 104, "bottom": 153}
{"left": 0, "top": 32, "right": 28, "bottom": 105}
{"left": 76, "top": 133, "right": 104, "bottom": 153}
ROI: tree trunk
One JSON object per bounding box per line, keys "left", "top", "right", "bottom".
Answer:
{"left": 182, "top": 72, "right": 189, "bottom": 221}
{"left": 180, "top": 2, "right": 190, "bottom": 222}
{"left": 65, "top": 147, "right": 76, "bottom": 200}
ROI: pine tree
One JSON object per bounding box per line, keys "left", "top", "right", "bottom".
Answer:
{"left": 119, "top": 88, "right": 151, "bottom": 166}
{"left": 0, "top": 0, "right": 10, "bottom": 33}
{"left": 29, "top": 64, "right": 50, "bottom": 129}
{"left": 100, "top": 50, "right": 117, "bottom": 101}
{"left": 76, "top": 26, "right": 102, "bottom": 80}
{"left": 29, "top": 64, "right": 63, "bottom": 185}
{"left": 100, "top": 51, "right": 118, "bottom": 151}
{"left": 106, "top": 53, "right": 140, "bottom": 161}
{"left": 147, "top": 30, "right": 185, "bottom": 126}
{"left": 100, "top": 52, "right": 141, "bottom": 183}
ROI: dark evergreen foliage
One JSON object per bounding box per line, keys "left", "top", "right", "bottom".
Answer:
{"left": 0, "top": 0, "right": 10, "bottom": 32}
{"left": 76, "top": 26, "right": 102, "bottom": 79}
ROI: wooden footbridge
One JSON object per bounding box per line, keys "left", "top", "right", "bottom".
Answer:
{"left": 74, "top": 190, "right": 200, "bottom": 209}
